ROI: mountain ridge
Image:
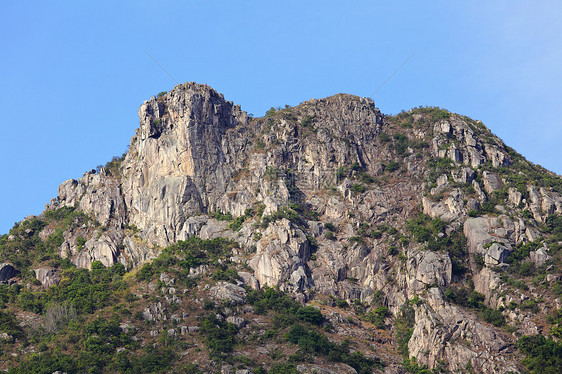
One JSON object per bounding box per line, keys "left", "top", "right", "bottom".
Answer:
{"left": 0, "top": 82, "right": 561, "bottom": 373}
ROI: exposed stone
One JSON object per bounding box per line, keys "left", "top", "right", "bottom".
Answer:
{"left": 188, "top": 326, "right": 199, "bottom": 333}
{"left": 30, "top": 83, "right": 549, "bottom": 373}
{"left": 249, "top": 219, "right": 310, "bottom": 292}
{"left": 33, "top": 268, "right": 61, "bottom": 288}
{"left": 0, "top": 263, "right": 19, "bottom": 282}
{"left": 209, "top": 282, "right": 247, "bottom": 305}
{"left": 482, "top": 171, "right": 502, "bottom": 194}
{"left": 508, "top": 187, "right": 523, "bottom": 206}
{"left": 407, "top": 250, "right": 452, "bottom": 290}
{"left": 530, "top": 247, "right": 549, "bottom": 266}
{"left": 226, "top": 316, "right": 246, "bottom": 328}
{"left": 451, "top": 167, "right": 475, "bottom": 184}
{"left": 238, "top": 271, "right": 260, "bottom": 290}
{"left": 485, "top": 242, "right": 511, "bottom": 265}
{"left": 119, "top": 323, "right": 136, "bottom": 334}
{"left": 143, "top": 302, "right": 167, "bottom": 321}
{"left": 408, "top": 288, "right": 518, "bottom": 373}
{"left": 159, "top": 273, "right": 175, "bottom": 286}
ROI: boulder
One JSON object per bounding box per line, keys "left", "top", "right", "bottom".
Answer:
{"left": 0, "top": 263, "right": 19, "bottom": 282}
{"left": 33, "top": 268, "right": 61, "bottom": 288}
{"left": 530, "top": 247, "right": 549, "bottom": 266}
{"left": 209, "top": 282, "right": 247, "bottom": 305}
{"left": 482, "top": 171, "right": 502, "bottom": 194}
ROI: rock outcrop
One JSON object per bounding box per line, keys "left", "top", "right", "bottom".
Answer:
{"left": 31, "top": 82, "right": 562, "bottom": 373}
{"left": 0, "top": 263, "right": 19, "bottom": 282}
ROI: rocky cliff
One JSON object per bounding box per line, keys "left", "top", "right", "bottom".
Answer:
{"left": 2, "top": 82, "right": 562, "bottom": 373}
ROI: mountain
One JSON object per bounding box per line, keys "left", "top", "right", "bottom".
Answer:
{"left": 0, "top": 82, "right": 561, "bottom": 373}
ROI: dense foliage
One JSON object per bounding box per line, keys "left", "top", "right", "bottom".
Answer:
{"left": 517, "top": 335, "right": 562, "bottom": 374}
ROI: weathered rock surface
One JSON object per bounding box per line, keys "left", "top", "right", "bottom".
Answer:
{"left": 32, "top": 83, "right": 562, "bottom": 373}
{"left": 409, "top": 288, "right": 519, "bottom": 373}
{"left": 0, "top": 263, "right": 19, "bottom": 282}
{"left": 209, "top": 282, "right": 247, "bottom": 305}
{"left": 33, "top": 268, "right": 61, "bottom": 288}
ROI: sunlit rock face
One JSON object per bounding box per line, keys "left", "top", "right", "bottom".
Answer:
{"left": 45, "top": 82, "right": 562, "bottom": 373}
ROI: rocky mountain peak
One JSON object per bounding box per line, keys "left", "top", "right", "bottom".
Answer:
{"left": 4, "top": 83, "right": 561, "bottom": 373}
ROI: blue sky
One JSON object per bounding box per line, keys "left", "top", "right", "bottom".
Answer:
{"left": 1, "top": 1, "right": 561, "bottom": 233}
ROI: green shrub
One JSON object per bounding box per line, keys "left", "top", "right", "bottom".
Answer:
{"left": 385, "top": 161, "right": 400, "bottom": 173}
{"left": 0, "top": 310, "right": 24, "bottom": 340}
{"left": 350, "top": 183, "right": 366, "bottom": 193}
{"left": 268, "top": 363, "right": 299, "bottom": 374}
{"left": 336, "top": 166, "right": 349, "bottom": 181}
{"left": 324, "top": 222, "right": 336, "bottom": 231}
{"left": 366, "top": 307, "right": 388, "bottom": 328}
{"left": 212, "top": 210, "right": 233, "bottom": 221}
{"left": 517, "top": 335, "right": 562, "bottom": 374}
{"left": 395, "top": 303, "right": 415, "bottom": 357}
{"left": 7, "top": 353, "right": 78, "bottom": 374}
{"left": 473, "top": 253, "right": 485, "bottom": 270}
{"left": 406, "top": 213, "right": 468, "bottom": 275}
{"left": 296, "top": 306, "right": 324, "bottom": 325}
{"left": 200, "top": 314, "right": 238, "bottom": 358}
{"left": 360, "top": 173, "right": 375, "bottom": 184}
{"left": 285, "top": 324, "right": 382, "bottom": 373}
{"left": 480, "top": 308, "right": 505, "bottom": 327}
{"left": 379, "top": 133, "right": 391, "bottom": 142}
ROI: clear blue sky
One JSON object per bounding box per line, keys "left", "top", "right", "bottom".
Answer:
{"left": 1, "top": 1, "right": 561, "bottom": 233}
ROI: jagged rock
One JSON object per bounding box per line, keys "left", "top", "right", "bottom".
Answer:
{"left": 238, "top": 271, "right": 260, "bottom": 289}
{"left": 33, "top": 268, "right": 61, "bottom": 288}
{"left": 485, "top": 242, "right": 511, "bottom": 265}
{"left": 38, "top": 227, "right": 54, "bottom": 241}
{"left": 119, "top": 323, "right": 136, "bottom": 334}
{"left": 466, "top": 199, "right": 480, "bottom": 212}
{"left": 473, "top": 267, "right": 503, "bottom": 307}
{"left": 58, "top": 171, "right": 127, "bottom": 228}
{"left": 209, "top": 282, "right": 247, "bottom": 305}
{"left": 29, "top": 83, "right": 562, "bottom": 373}
{"left": 0, "top": 263, "right": 19, "bottom": 282}
{"left": 159, "top": 273, "right": 175, "bottom": 286}
{"left": 530, "top": 247, "right": 549, "bottom": 266}
{"left": 73, "top": 229, "right": 124, "bottom": 268}
{"left": 485, "top": 143, "right": 511, "bottom": 168}
{"left": 451, "top": 167, "right": 475, "bottom": 184}
{"left": 408, "top": 288, "right": 519, "bottom": 373}
{"left": 422, "top": 191, "right": 464, "bottom": 222}
{"left": 188, "top": 326, "right": 199, "bottom": 333}
{"left": 143, "top": 302, "right": 167, "bottom": 321}
{"left": 249, "top": 219, "right": 310, "bottom": 292}
{"left": 188, "top": 264, "right": 209, "bottom": 277}
{"left": 482, "top": 171, "right": 502, "bottom": 194}
{"left": 407, "top": 250, "right": 452, "bottom": 290}
{"left": 226, "top": 316, "right": 246, "bottom": 328}
{"left": 508, "top": 187, "right": 523, "bottom": 206}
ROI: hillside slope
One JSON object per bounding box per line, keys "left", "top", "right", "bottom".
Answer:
{"left": 1, "top": 83, "right": 561, "bottom": 373}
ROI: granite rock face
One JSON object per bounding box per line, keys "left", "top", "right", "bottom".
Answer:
{"left": 37, "top": 82, "right": 562, "bottom": 373}
{"left": 33, "top": 268, "right": 61, "bottom": 288}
